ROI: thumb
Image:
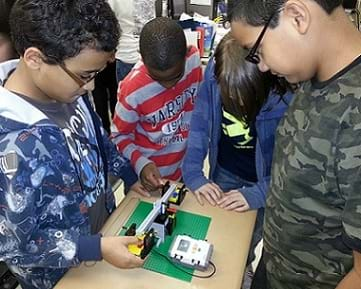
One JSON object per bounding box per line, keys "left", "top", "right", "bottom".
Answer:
{"left": 224, "top": 190, "right": 239, "bottom": 195}
{"left": 159, "top": 178, "right": 167, "bottom": 186}
{"left": 147, "top": 173, "right": 161, "bottom": 187}
{"left": 122, "top": 236, "right": 141, "bottom": 245}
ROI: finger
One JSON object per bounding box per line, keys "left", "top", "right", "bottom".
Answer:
{"left": 194, "top": 191, "right": 204, "bottom": 206}
{"left": 217, "top": 194, "right": 234, "bottom": 206}
{"left": 234, "top": 206, "right": 250, "bottom": 213}
{"left": 158, "top": 178, "right": 167, "bottom": 186}
{"left": 143, "top": 177, "right": 158, "bottom": 191}
{"left": 224, "top": 190, "right": 241, "bottom": 196}
{"left": 224, "top": 201, "right": 246, "bottom": 211}
{"left": 206, "top": 188, "right": 222, "bottom": 203}
{"left": 146, "top": 173, "right": 161, "bottom": 189}
{"left": 209, "top": 183, "right": 223, "bottom": 199}
{"left": 122, "top": 236, "right": 141, "bottom": 245}
{"left": 143, "top": 182, "right": 155, "bottom": 192}
{"left": 200, "top": 190, "right": 216, "bottom": 206}
{"left": 128, "top": 254, "right": 145, "bottom": 267}
{"left": 135, "top": 186, "right": 151, "bottom": 197}
{"left": 140, "top": 178, "right": 152, "bottom": 190}
{"left": 218, "top": 195, "right": 239, "bottom": 208}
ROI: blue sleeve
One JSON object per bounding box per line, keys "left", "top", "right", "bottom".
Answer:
{"left": 182, "top": 61, "right": 215, "bottom": 192}
{"left": 78, "top": 234, "right": 102, "bottom": 261}
{"left": 238, "top": 176, "right": 270, "bottom": 209}
{"left": 0, "top": 126, "right": 117, "bottom": 269}
{"left": 0, "top": 132, "right": 84, "bottom": 268}
{"left": 83, "top": 94, "right": 138, "bottom": 188}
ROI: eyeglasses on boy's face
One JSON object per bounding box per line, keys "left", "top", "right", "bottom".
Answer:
{"left": 245, "top": 13, "right": 277, "bottom": 65}
{"left": 59, "top": 62, "right": 103, "bottom": 88}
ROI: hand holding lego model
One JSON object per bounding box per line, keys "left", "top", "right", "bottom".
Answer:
{"left": 101, "top": 236, "right": 145, "bottom": 268}
{"left": 140, "top": 162, "right": 164, "bottom": 192}
{"left": 217, "top": 190, "right": 250, "bottom": 212}
{"left": 194, "top": 182, "right": 223, "bottom": 206}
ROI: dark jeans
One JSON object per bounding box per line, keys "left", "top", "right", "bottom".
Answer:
{"left": 213, "top": 163, "right": 263, "bottom": 266}
{"left": 115, "top": 59, "right": 135, "bottom": 84}
{"left": 92, "top": 61, "right": 117, "bottom": 133}
{"left": 250, "top": 250, "right": 269, "bottom": 289}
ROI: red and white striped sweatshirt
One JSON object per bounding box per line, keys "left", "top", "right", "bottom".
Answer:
{"left": 111, "top": 46, "right": 202, "bottom": 181}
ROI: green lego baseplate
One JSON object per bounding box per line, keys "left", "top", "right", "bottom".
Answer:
{"left": 119, "top": 201, "right": 212, "bottom": 282}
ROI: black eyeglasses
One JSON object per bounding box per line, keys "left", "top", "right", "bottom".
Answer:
{"left": 245, "top": 13, "right": 277, "bottom": 65}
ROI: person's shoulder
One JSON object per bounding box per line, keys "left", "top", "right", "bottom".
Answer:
{"left": 119, "top": 62, "right": 149, "bottom": 93}
{"left": 327, "top": 57, "right": 361, "bottom": 102}
{"left": 310, "top": 56, "right": 361, "bottom": 99}
{"left": 187, "top": 45, "right": 200, "bottom": 56}
{"left": 341, "top": 56, "right": 361, "bottom": 86}
{"left": 186, "top": 45, "right": 201, "bottom": 63}
{"left": 118, "top": 62, "right": 157, "bottom": 103}
{"left": 184, "top": 46, "right": 202, "bottom": 79}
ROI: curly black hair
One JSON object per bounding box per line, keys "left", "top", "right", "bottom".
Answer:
{"left": 139, "top": 17, "right": 186, "bottom": 71}
{"left": 10, "top": 0, "right": 120, "bottom": 64}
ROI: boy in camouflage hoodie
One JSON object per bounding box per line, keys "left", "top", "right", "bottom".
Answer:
{"left": 229, "top": 0, "right": 361, "bottom": 289}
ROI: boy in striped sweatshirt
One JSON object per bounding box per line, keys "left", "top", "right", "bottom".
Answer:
{"left": 111, "top": 17, "right": 202, "bottom": 192}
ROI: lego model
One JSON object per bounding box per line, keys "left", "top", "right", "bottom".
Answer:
{"left": 126, "top": 182, "right": 187, "bottom": 259}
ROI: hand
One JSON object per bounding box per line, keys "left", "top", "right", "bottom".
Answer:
{"left": 217, "top": 190, "right": 250, "bottom": 212}
{"left": 140, "top": 163, "right": 163, "bottom": 191}
{"left": 101, "top": 236, "right": 145, "bottom": 269}
{"left": 130, "top": 181, "right": 150, "bottom": 197}
{"left": 194, "top": 182, "right": 223, "bottom": 206}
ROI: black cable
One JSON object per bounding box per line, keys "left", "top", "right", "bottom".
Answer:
{"left": 151, "top": 249, "right": 216, "bottom": 278}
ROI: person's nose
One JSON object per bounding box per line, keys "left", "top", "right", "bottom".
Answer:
{"left": 83, "top": 78, "right": 95, "bottom": 91}
{"left": 258, "top": 60, "right": 270, "bottom": 73}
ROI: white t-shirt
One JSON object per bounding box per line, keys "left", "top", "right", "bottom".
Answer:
{"left": 108, "top": 0, "right": 156, "bottom": 64}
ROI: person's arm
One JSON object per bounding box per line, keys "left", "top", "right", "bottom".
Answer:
{"left": 111, "top": 82, "right": 153, "bottom": 178}
{"left": 0, "top": 130, "right": 143, "bottom": 270}
{"left": 181, "top": 59, "right": 215, "bottom": 192}
{"left": 0, "top": 133, "right": 95, "bottom": 268}
{"left": 336, "top": 97, "right": 361, "bottom": 288}
{"left": 111, "top": 81, "right": 162, "bottom": 191}
{"left": 182, "top": 60, "right": 223, "bottom": 205}
{"left": 336, "top": 251, "right": 361, "bottom": 289}
{"left": 217, "top": 90, "right": 293, "bottom": 211}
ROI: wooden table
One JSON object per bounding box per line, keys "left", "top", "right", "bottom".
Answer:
{"left": 55, "top": 190, "right": 257, "bottom": 289}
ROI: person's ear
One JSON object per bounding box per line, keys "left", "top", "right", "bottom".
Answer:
{"left": 23, "top": 47, "right": 45, "bottom": 70}
{"left": 283, "top": 0, "right": 310, "bottom": 35}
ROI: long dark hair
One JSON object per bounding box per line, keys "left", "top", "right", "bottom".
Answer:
{"left": 214, "top": 32, "right": 289, "bottom": 124}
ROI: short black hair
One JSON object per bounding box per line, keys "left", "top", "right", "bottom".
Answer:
{"left": 139, "top": 17, "right": 187, "bottom": 71}
{"left": 9, "top": 0, "right": 120, "bottom": 64}
{"left": 228, "top": 0, "right": 342, "bottom": 27}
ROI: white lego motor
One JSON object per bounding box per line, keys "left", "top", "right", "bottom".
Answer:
{"left": 168, "top": 235, "right": 213, "bottom": 271}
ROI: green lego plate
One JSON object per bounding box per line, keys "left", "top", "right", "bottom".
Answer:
{"left": 119, "top": 201, "right": 211, "bottom": 282}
